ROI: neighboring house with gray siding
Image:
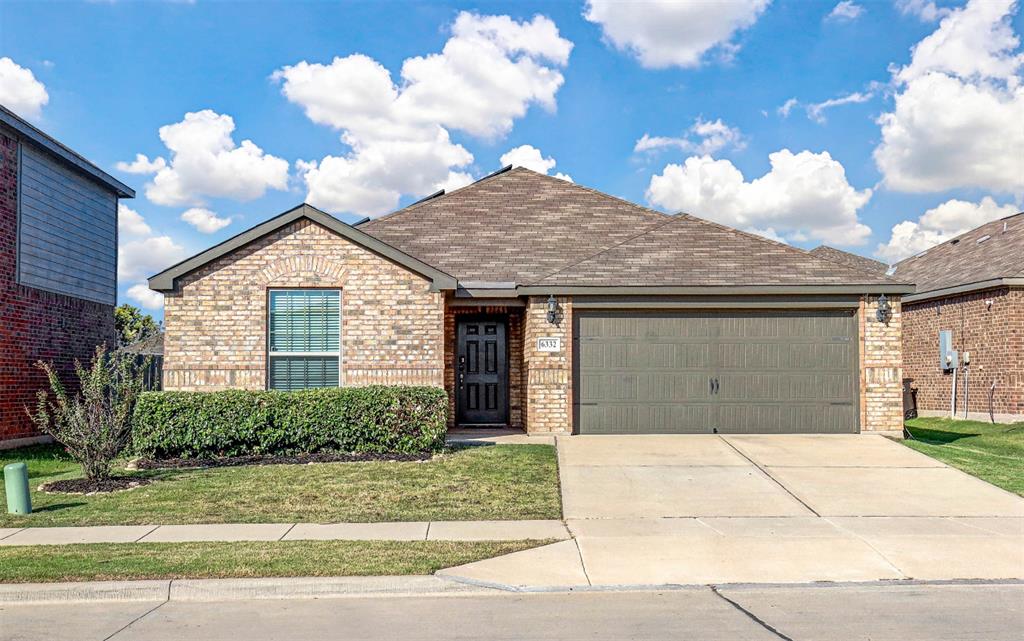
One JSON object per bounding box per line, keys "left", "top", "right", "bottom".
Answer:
{"left": 0, "top": 105, "right": 134, "bottom": 446}
{"left": 150, "top": 167, "right": 913, "bottom": 437}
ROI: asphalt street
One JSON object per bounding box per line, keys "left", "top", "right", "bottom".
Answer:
{"left": 1, "top": 581, "right": 1021, "bottom": 641}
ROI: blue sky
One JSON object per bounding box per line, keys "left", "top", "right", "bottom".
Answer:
{"left": 1, "top": 0, "right": 1021, "bottom": 317}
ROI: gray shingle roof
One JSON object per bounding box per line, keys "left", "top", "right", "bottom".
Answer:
{"left": 362, "top": 168, "right": 905, "bottom": 288}
{"left": 893, "top": 212, "right": 1024, "bottom": 296}
{"left": 532, "top": 214, "right": 904, "bottom": 287}
{"left": 360, "top": 168, "right": 671, "bottom": 284}
{"left": 809, "top": 246, "right": 888, "bottom": 276}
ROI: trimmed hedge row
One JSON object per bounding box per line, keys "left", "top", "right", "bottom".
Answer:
{"left": 132, "top": 386, "right": 448, "bottom": 459}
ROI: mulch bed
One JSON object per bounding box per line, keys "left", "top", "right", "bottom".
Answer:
{"left": 40, "top": 477, "right": 153, "bottom": 494}
{"left": 133, "top": 451, "right": 434, "bottom": 470}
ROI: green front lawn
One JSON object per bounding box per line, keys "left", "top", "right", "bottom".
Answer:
{"left": 0, "top": 540, "right": 548, "bottom": 583}
{"left": 903, "top": 417, "right": 1024, "bottom": 496}
{"left": 0, "top": 443, "right": 561, "bottom": 527}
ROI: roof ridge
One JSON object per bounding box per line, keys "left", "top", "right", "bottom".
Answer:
{"left": 679, "top": 213, "right": 908, "bottom": 284}
{"left": 363, "top": 167, "right": 672, "bottom": 230}
{"left": 896, "top": 210, "right": 1024, "bottom": 266}
{"left": 515, "top": 168, "right": 673, "bottom": 222}
{"left": 529, "top": 214, "right": 689, "bottom": 284}
{"left": 812, "top": 245, "right": 887, "bottom": 268}
{"left": 360, "top": 165, "right": 519, "bottom": 228}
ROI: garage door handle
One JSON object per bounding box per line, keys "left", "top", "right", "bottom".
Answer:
{"left": 714, "top": 378, "right": 720, "bottom": 395}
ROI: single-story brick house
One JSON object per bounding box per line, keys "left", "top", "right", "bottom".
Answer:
{"left": 149, "top": 167, "right": 912, "bottom": 436}
{"left": 890, "top": 213, "right": 1024, "bottom": 423}
{"left": 0, "top": 106, "right": 134, "bottom": 447}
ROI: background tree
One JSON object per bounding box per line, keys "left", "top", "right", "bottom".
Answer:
{"left": 114, "top": 304, "right": 160, "bottom": 346}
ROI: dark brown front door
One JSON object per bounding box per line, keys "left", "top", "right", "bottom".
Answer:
{"left": 456, "top": 317, "right": 508, "bottom": 425}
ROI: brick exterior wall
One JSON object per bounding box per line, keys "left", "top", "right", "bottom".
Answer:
{"left": 902, "top": 287, "right": 1023, "bottom": 422}
{"left": 0, "top": 130, "right": 116, "bottom": 442}
{"left": 523, "top": 295, "right": 573, "bottom": 434}
{"left": 444, "top": 302, "right": 524, "bottom": 429}
{"left": 859, "top": 295, "right": 905, "bottom": 434}
{"left": 163, "top": 218, "right": 444, "bottom": 391}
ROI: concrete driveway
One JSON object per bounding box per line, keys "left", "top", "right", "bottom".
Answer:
{"left": 440, "top": 434, "right": 1024, "bottom": 588}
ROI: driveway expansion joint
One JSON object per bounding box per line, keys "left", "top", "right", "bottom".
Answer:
{"left": 718, "top": 436, "right": 821, "bottom": 517}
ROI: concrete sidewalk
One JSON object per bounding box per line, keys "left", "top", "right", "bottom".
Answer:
{"left": 0, "top": 519, "right": 570, "bottom": 546}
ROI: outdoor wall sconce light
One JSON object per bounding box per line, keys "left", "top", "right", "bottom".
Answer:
{"left": 876, "top": 294, "right": 892, "bottom": 323}
{"left": 546, "top": 294, "right": 559, "bottom": 324}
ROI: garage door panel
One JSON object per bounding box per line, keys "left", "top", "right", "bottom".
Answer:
{"left": 579, "top": 403, "right": 712, "bottom": 434}
{"left": 575, "top": 310, "right": 858, "bottom": 435}
{"left": 716, "top": 403, "right": 855, "bottom": 434}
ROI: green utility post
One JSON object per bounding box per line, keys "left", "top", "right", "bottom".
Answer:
{"left": 4, "top": 462, "right": 31, "bottom": 515}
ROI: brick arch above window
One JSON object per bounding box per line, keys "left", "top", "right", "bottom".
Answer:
{"left": 253, "top": 256, "right": 348, "bottom": 287}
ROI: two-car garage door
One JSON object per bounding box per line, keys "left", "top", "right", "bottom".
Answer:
{"left": 574, "top": 310, "right": 859, "bottom": 434}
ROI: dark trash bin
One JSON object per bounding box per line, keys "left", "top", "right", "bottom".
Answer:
{"left": 903, "top": 378, "right": 918, "bottom": 420}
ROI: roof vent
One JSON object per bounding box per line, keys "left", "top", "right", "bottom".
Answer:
{"left": 1004, "top": 221, "right": 1009, "bottom": 232}
{"left": 950, "top": 238, "right": 960, "bottom": 245}
{"left": 977, "top": 234, "right": 991, "bottom": 244}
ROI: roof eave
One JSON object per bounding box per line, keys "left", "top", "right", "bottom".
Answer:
{"left": 0, "top": 105, "right": 135, "bottom": 198}
{"left": 517, "top": 284, "right": 916, "bottom": 296}
{"left": 148, "top": 203, "right": 457, "bottom": 292}
{"left": 902, "top": 277, "right": 1024, "bottom": 303}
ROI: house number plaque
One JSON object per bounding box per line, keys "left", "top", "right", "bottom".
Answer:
{"left": 537, "top": 337, "right": 561, "bottom": 352}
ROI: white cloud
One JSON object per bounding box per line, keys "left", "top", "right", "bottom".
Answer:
{"left": 777, "top": 97, "right": 799, "bottom": 117}
{"left": 116, "top": 153, "right": 167, "bottom": 174}
{"left": 583, "top": 0, "right": 770, "bottom": 68}
{"left": 117, "top": 204, "right": 151, "bottom": 238}
{"left": 875, "top": 0, "right": 1024, "bottom": 194}
{"left": 806, "top": 91, "right": 873, "bottom": 123}
{"left": 119, "top": 235, "right": 186, "bottom": 281}
{"left": 646, "top": 149, "right": 873, "bottom": 245}
{"left": 126, "top": 283, "right": 164, "bottom": 310}
{"left": 875, "top": 197, "right": 1018, "bottom": 262}
{"left": 0, "top": 57, "right": 49, "bottom": 120}
{"left": 896, "top": 0, "right": 952, "bottom": 22}
{"left": 635, "top": 118, "right": 744, "bottom": 156}
{"left": 747, "top": 227, "right": 788, "bottom": 244}
{"left": 274, "top": 12, "right": 572, "bottom": 217}
{"left": 827, "top": 1, "right": 863, "bottom": 21}
{"left": 778, "top": 91, "right": 874, "bottom": 123}
{"left": 499, "top": 145, "right": 572, "bottom": 181}
{"left": 895, "top": 0, "right": 1023, "bottom": 84}
{"left": 118, "top": 110, "right": 289, "bottom": 206}
{"left": 180, "top": 207, "right": 231, "bottom": 233}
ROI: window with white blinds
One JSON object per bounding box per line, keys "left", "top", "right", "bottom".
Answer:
{"left": 268, "top": 289, "right": 340, "bottom": 390}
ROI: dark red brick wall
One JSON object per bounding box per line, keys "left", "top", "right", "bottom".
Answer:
{"left": 0, "top": 130, "right": 117, "bottom": 441}
{"left": 902, "top": 287, "right": 1024, "bottom": 419}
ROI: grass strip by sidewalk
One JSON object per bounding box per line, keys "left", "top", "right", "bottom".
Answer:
{"left": 0, "top": 539, "right": 551, "bottom": 583}
{"left": 0, "top": 444, "right": 561, "bottom": 527}
{"left": 903, "top": 417, "right": 1024, "bottom": 496}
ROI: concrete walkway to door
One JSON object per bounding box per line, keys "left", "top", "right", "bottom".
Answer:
{"left": 439, "top": 434, "right": 1024, "bottom": 589}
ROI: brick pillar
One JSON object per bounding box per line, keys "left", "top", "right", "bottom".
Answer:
{"left": 860, "top": 295, "right": 905, "bottom": 434}
{"left": 523, "top": 295, "right": 573, "bottom": 434}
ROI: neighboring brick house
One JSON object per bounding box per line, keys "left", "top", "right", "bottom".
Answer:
{"left": 890, "top": 213, "right": 1024, "bottom": 423}
{"left": 0, "top": 106, "right": 134, "bottom": 446}
{"left": 150, "top": 167, "right": 912, "bottom": 436}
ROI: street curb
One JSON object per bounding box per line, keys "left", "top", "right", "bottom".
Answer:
{"left": 0, "top": 580, "right": 170, "bottom": 604}
{"left": 0, "top": 576, "right": 1020, "bottom": 604}
{"left": 0, "top": 576, "right": 498, "bottom": 604}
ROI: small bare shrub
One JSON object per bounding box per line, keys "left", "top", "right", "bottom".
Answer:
{"left": 30, "top": 345, "right": 149, "bottom": 482}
